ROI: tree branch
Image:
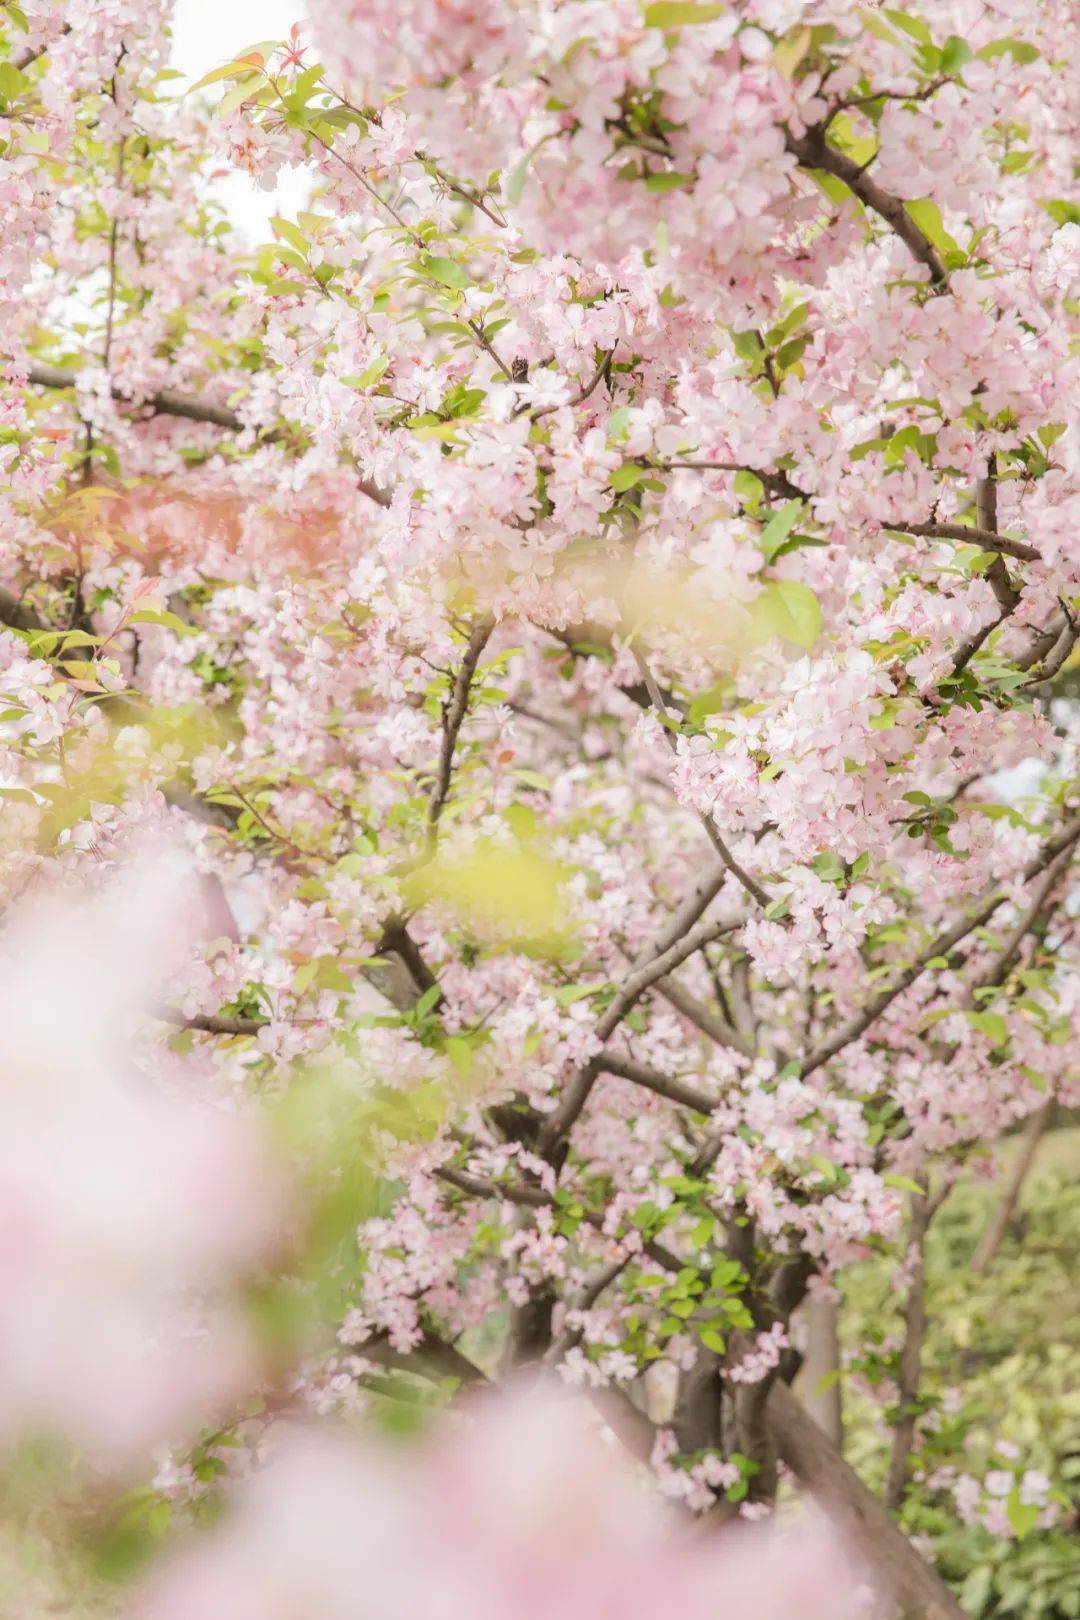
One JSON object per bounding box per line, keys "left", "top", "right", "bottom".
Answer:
{"left": 156, "top": 1006, "right": 267, "bottom": 1037}
{"left": 970, "top": 1101, "right": 1053, "bottom": 1273}
{"left": 426, "top": 617, "right": 495, "bottom": 850}
{"left": 435, "top": 1165, "right": 682, "bottom": 1273}
{"left": 11, "top": 23, "right": 71, "bottom": 71}
{"left": 528, "top": 347, "right": 614, "bottom": 421}
{"left": 658, "top": 459, "right": 809, "bottom": 503}
{"left": 884, "top": 1181, "right": 931, "bottom": 1513}
{"left": 597, "top": 1052, "right": 718, "bottom": 1115}
{"left": 26, "top": 363, "right": 394, "bottom": 509}
{"left": 798, "top": 814, "right": 1080, "bottom": 1079}
{"left": 785, "top": 125, "right": 949, "bottom": 290}
{"left": 890, "top": 520, "right": 1038, "bottom": 564}
{"left": 633, "top": 646, "right": 773, "bottom": 912}
{"left": 537, "top": 862, "right": 745, "bottom": 1152}
{"left": 766, "top": 1380, "right": 968, "bottom": 1620}
{"left": 652, "top": 974, "right": 755, "bottom": 1057}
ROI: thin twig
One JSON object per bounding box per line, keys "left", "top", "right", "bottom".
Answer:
{"left": 528, "top": 347, "right": 615, "bottom": 421}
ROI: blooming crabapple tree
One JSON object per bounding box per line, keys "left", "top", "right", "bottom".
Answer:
{"left": 0, "top": 0, "right": 1078, "bottom": 1611}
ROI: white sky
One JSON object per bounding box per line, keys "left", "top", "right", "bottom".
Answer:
{"left": 169, "top": 0, "right": 311, "bottom": 239}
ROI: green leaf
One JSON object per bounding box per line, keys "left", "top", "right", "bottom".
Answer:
{"left": 610, "top": 462, "right": 645, "bottom": 492}
{"left": 904, "top": 197, "right": 961, "bottom": 257}
{"left": 146, "top": 1499, "right": 171, "bottom": 1538}
{"left": 977, "top": 37, "right": 1039, "bottom": 64}
{"left": 758, "top": 500, "right": 804, "bottom": 562}
{"left": 503, "top": 802, "right": 539, "bottom": 842}
{"left": 443, "top": 1035, "right": 474, "bottom": 1077}
{"left": 775, "top": 335, "right": 809, "bottom": 372}
{"left": 884, "top": 9, "right": 932, "bottom": 45}
{"left": 643, "top": 2, "right": 727, "bottom": 26}
{"left": 422, "top": 255, "right": 468, "bottom": 289}
{"left": 773, "top": 26, "right": 812, "bottom": 80}
{"left": 812, "top": 851, "right": 844, "bottom": 883}
{"left": 699, "top": 1325, "right": 727, "bottom": 1354}
{"left": 129, "top": 608, "right": 197, "bottom": 638}
{"left": 808, "top": 168, "right": 854, "bottom": 204}
{"left": 883, "top": 1174, "right": 926, "bottom": 1196}
{"left": 0, "top": 62, "right": 28, "bottom": 106}
{"left": 413, "top": 983, "right": 442, "bottom": 1020}
{"left": 687, "top": 684, "right": 729, "bottom": 726}
{"left": 961, "top": 1565, "right": 995, "bottom": 1618}
{"left": 967, "top": 1009, "right": 1008, "bottom": 1048}
{"left": 606, "top": 406, "right": 632, "bottom": 442}
{"left": 940, "top": 34, "right": 972, "bottom": 73}
{"left": 1041, "top": 199, "right": 1079, "bottom": 231}
{"left": 219, "top": 76, "right": 266, "bottom": 115}
{"left": 644, "top": 171, "right": 695, "bottom": 193}
{"left": 188, "top": 55, "right": 265, "bottom": 94}
{"left": 733, "top": 469, "right": 764, "bottom": 506}
{"left": 272, "top": 215, "right": 308, "bottom": 254}
{"left": 552, "top": 981, "right": 606, "bottom": 1008}
{"left": 1006, "top": 1488, "right": 1040, "bottom": 1540}
{"left": 750, "top": 579, "right": 823, "bottom": 650}
{"left": 347, "top": 355, "right": 389, "bottom": 389}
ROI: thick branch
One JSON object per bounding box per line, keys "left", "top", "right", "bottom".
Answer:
{"left": 1025, "top": 610, "right": 1078, "bottom": 692}
{"left": 29, "top": 363, "right": 254, "bottom": 431}
{"left": 157, "top": 1006, "right": 266, "bottom": 1037}
{"left": 361, "top": 1328, "right": 487, "bottom": 1387}
{"left": 793, "top": 1294, "right": 843, "bottom": 1447}
{"left": 0, "top": 586, "right": 46, "bottom": 632}
{"left": 767, "top": 1380, "right": 968, "bottom": 1620}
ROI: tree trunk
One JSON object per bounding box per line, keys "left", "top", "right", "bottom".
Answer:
{"left": 794, "top": 1294, "right": 843, "bottom": 1447}
{"left": 767, "top": 1380, "right": 968, "bottom": 1620}
{"left": 885, "top": 1190, "right": 930, "bottom": 1512}
{"left": 971, "top": 1102, "right": 1052, "bottom": 1273}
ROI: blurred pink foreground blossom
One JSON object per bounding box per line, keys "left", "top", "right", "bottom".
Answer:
{"left": 0, "top": 849, "right": 286, "bottom": 1465}
{"left": 138, "top": 1386, "right": 873, "bottom": 1620}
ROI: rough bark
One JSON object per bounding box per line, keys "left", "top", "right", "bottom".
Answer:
{"left": 767, "top": 1380, "right": 968, "bottom": 1620}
